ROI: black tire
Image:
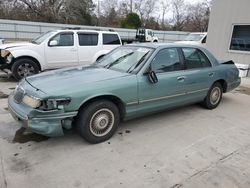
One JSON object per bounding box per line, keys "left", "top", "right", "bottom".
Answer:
{"left": 202, "top": 82, "right": 223, "bottom": 109}
{"left": 76, "top": 100, "right": 120, "bottom": 144}
{"left": 11, "top": 58, "right": 40, "bottom": 80}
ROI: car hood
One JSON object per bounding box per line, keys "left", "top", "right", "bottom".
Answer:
{"left": 0, "top": 42, "right": 34, "bottom": 50}
{"left": 25, "top": 65, "right": 130, "bottom": 95}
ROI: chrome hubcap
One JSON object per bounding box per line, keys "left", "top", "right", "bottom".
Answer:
{"left": 89, "top": 108, "right": 114, "bottom": 137}
{"left": 17, "top": 63, "right": 35, "bottom": 77}
{"left": 210, "top": 87, "right": 221, "bottom": 105}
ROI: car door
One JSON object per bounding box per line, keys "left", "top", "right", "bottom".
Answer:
{"left": 45, "top": 32, "right": 78, "bottom": 69}
{"left": 77, "top": 32, "right": 100, "bottom": 65}
{"left": 137, "top": 48, "right": 188, "bottom": 115}
{"left": 180, "top": 47, "right": 215, "bottom": 102}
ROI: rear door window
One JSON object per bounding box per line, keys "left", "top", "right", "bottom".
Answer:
{"left": 182, "top": 48, "right": 211, "bottom": 69}
{"left": 78, "top": 33, "right": 98, "bottom": 46}
{"left": 103, "top": 34, "right": 120, "bottom": 45}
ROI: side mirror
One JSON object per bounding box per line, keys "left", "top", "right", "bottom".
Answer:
{"left": 145, "top": 70, "right": 158, "bottom": 84}
{"left": 49, "top": 40, "right": 58, "bottom": 46}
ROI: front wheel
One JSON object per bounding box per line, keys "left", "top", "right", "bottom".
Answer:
{"left": 202, "top": 82, "right": 223, "bottom": 109}
{"left": 11, "top": 58, "right": 39, "bottom": 80}
{"left": 76, "top": 100, "right": 120, "bottom": 144}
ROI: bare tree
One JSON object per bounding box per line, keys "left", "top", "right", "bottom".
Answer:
{"left": 18, "top": 0, "right": 65, "bottom": 23}
{"left": 184, "top": 0, "right": 211, "bottom": 31}
{"left": 160, "top": 0, "right": 170, "bottom": 26}
{"left": 171, "top": 0, "right": 187, "bottom": 31}
{"left": 134, "top": 0, "right": 156, "bottom": 25}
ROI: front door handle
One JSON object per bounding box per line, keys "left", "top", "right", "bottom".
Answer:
{"left": 177, "top": 76, "right": 186, "bottom": 82}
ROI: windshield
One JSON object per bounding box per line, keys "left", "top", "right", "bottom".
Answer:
{"left": 31, "top": 31, "right": 56, "bottom": 44}
{"left": 185, "top": 33, "right": 205, "bottom": 41}
{"left": 95, "top": 46, "right": 153, "bottom": 73}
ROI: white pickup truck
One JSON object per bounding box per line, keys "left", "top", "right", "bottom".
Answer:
{"left": 175, "top": 32, "right": 207, "bottom": 46}
{"left": 0, "top": 29, "right": 121, "bottom": 80}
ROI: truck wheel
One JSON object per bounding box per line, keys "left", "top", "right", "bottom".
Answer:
{"left": 76, "top": 100, "right": 120, "bottom": 144}
{"left": 11, "top": 58, "right": 39, "bottom": 80}
{"left": 202, "top": 82, "right": 223, "bottom": 109}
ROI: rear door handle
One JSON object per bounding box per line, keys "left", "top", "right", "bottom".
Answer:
{"left": 209, "top": 72, "right": 214, "bottom": 77}
{"left": 177, "top": 76, "right": 186, "bottom": 81}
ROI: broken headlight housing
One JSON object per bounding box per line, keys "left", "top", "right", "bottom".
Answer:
{"left": 22, "top": 95, "right": 42, "bottom": 108}
{"left": 41, "top": 98, "right": 71, "bottom": 110}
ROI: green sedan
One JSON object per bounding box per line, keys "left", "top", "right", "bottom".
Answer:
{"left": 8, "top": 43, "right": 241, "bottom": 143}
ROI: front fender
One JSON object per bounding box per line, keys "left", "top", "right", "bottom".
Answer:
{"left": 9, "top": 49, "right": 46, "bottom": 70}
{"left": 76, "top": 93, "right": 125, "bottom": 110}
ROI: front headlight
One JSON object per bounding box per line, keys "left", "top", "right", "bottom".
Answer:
{"left": 1, "top": 49, "right": 10, "bottom": 58}
{"left": 22, "top": 95, "right": 41, "bottom": 108}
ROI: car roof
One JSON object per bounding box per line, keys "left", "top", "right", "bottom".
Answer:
{"left": 55, "top": 29, "right": 119, "bottom": 34}
{"left": 125, "top": 42, "right": 205, "bottom": 50}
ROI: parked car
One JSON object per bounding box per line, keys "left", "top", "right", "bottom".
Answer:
{"left": 175, "top": 32, "right": 207, "bottom": 46}
{"left": 0, "top": 29, "right": 121, "bottom": 80}
{"left": 8, "top": 43, "right": 241, "bottom": 144}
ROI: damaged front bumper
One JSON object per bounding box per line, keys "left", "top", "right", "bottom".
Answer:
{"left": 8, "top": 93, "right": 78, "bottom": 137}
{"left": 0, "top": 56, "right": 11, "bottom": 74}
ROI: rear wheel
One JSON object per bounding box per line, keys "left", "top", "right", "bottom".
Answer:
{"left": 202, "top": 82, "right": 223, "bottom": 109}
{"left": 76, "top": 100, "right": 120, "bottom": 144}
{"left": 11, "top": 58, "right": 39, "bottom": 80}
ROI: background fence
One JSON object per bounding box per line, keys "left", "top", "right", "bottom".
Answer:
{"left": 0, "top": 19, "right": 189, "bottom": 43}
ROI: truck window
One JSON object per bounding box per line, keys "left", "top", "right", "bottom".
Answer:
{"left": 103, "top": 34, "right": 120, "bottom": 45}
{"left": 49, "top": 33, "right": 74, "bottom": 46}
{"left": 78, "top": 33, "right": 98, "bottom": 46}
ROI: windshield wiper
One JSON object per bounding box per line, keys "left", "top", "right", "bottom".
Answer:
{"left": 104, "top": 52, "right": 133, "bottom": 69}
{"left": 127, "top": 51, "right": 150, "bottom": 73}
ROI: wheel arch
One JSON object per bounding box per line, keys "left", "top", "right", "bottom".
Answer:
{"left": 13, "top": 56, "right": 42, "bottom": 71}
{"left": 78, "top": 95, "right": 126, "bottom": 120}
{"left": 214, "top": 79, "right": 227, "bottom": 93}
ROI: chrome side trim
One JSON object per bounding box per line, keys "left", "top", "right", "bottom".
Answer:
{"left": 139, "top": 88, "right": 209, "bottom": 104}
{"left": 140, "top": 93, "right": 185, "bottom": 103}
{"left": 186, "top": 88, "right": 209, "bottom": 95}
{"left": 126, "top": 101, "right": 138, "bottom": 106}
